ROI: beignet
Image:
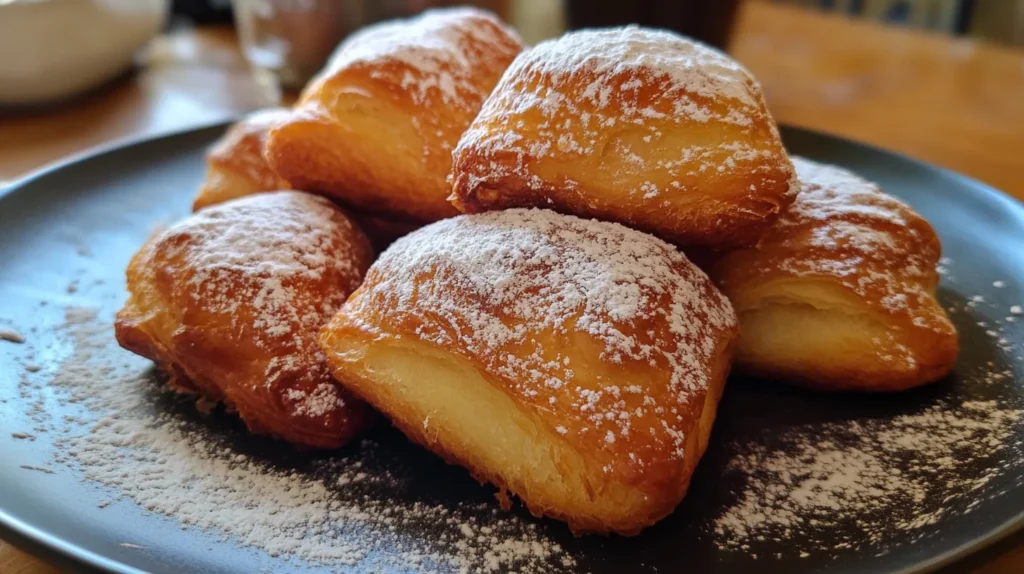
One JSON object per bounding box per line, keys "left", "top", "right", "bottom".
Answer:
{"left": 450, "top": 26, "right": 797, "bottom": 248}
{"left": 193, "top": 108, "right": 292, "bottom": 212}
{"left": 265, "top": 7, "right": 523, "bottom": 224}
{"left": 704, "top": 157, "right": 958, "bottom": 391}
{"left": 116, "top": 191, "right": 376, "bottom": 448}
{"left": 319, "top": 208, "right": 738, "bottom": 534}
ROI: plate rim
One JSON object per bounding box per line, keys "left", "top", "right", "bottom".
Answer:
{"left": 0, "top": 508, "right": 139, "bottom": 574}
{"left": 0, "top": 117, "right": 234, "bottom": 201}
{"left": 1, "top": 122, "right": 1022, "bottom": 574}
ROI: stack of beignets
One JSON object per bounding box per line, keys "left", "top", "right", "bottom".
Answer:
{"left": 265, "top": 7, "right": 524, "bottom": 224}
{"left": 703, "top": 157, "right": 958, "bottom": 391}
{"left": 318, "top": 208, "right": 738, "bottom": 534}
{"left": 116, "top": 192, "right": 375, "bottom": 448}
{"left": 115, "top": 9, "right": 961, "bottom": 540}
{"left": 450, "top": 26, "right": 798, "bottom": 248}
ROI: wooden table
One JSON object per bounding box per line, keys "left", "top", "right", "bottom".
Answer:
{"left": 1, "top": 2, "right": 1022, "bottom": 572}
{"left": 0, "top": 27, "right": 274, "bottom": 188}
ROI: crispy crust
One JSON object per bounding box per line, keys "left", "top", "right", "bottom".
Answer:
{"left": 115, "top": 192, "right": 376, "bottom": 448}
{"left": 321, "top": 334, "right": 732, "bottom": 534}
{"left": 450, "top": 26, "right": 797, "bottom": 248}
{"left": 318, "top": 209, "right": 739, "bottom": 533}
{"left": 193, "top": 108, "right": 293, "bottom": 212}
{"left": 704, "top": 157, "right": 959, "bottom": 391}
{"left": 190, "top": 110, "right": 420, "bottom": 252}
{"left": 265, "top": 7, "right": 523, "bottom": 224}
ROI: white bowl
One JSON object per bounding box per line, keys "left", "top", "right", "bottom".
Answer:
{"left": 0, "top": 0, "right": 168, "bottom": 106}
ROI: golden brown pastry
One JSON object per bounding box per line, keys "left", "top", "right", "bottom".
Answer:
{"left": 116, "top": 191, "right": 376, "bottom": 448}
{"left": 265, "top": 7, "right": 523, "bottom": 224}
{"left": 190, "top": 109, "right": 418, "bottom": 250}
{"left": 450, "top": 26, "right": 797, "bottom": 249}
{"left": 703, "top": 157, "right": 958, "bottom": 392}
{"left": 193, "top": 108, "right": 292, "bottom": 212}
{"left": 319, "top": 208, "right": 738, "bottom": 534}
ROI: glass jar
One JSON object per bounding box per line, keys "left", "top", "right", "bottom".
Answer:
{"left": 232, "top": 0, "right": 362, "bottom": 90}
{"left": 232, "top": 0, "right": 511, "bottom": 91}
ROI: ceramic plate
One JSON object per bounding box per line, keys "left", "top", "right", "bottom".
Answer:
{"left": 1, "top": 124, "right": 1022, "bottom": 573}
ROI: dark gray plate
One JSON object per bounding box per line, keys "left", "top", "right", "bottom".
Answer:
{"left": 1, "top": 124, "right": 1022, "bottom": 573}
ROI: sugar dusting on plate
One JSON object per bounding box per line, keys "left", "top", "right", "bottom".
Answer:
{"left": 7, "top": 255, "right": 1023, "bottom": 570}
{"left": 711, "top": 255, "right": 1024, "bottom": 558}
{"left": 25, "top": 307, "right": 574, "bottom": 573}
{"left": 712, "top": 400, "right": 1023, "bottom": 557}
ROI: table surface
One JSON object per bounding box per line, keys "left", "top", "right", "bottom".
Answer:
{"left": 1, "top": 2, "right": 1022, "bottom": 573}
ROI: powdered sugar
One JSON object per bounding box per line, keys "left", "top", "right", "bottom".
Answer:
{"left": 181, "top": 197, "right": 352, "bottom": 275}
{"left": 808, "top": 220, "right": 897, "bottom": 251}
{"left": 713, "top": 398, "right": 1023, "bottom": 557}
{"left": 342, "top": 208, "right": 736, "bottom": 463}
{"left": 521, "top": 26, "right": 757, "bottom": 110}
{"left": 286, "top": 383, "right": 345, "bottom": 418}
{"left": 787, "top": 158, "right": 909, "bottom": 226}
{"left": 173, "top": 192, "right": 364, "bottom": 322}
{"left": 119, "top": 191, "right": 374, "bottom": 445}
{"left": 157, "top": 191, "right": 366, "bottom": 359}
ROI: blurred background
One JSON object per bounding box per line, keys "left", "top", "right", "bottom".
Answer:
{"left": 1, "top": 0, "right": 1023, "bottom": 197}
{"left": 776, "top": 0, "right": 1024, "bottom": 43}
